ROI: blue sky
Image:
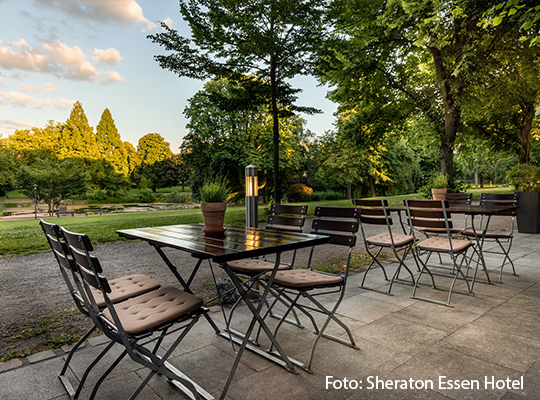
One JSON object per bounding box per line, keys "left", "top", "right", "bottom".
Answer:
{"left": 0, "top": 0, "right": 337, "bottom": 151}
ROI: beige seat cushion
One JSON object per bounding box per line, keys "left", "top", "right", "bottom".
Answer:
{"left": 420, "top": 227, "right": 462, "bottom": 235}
{"left": 102, "top": 287, "right": 203, "bottom": 335}
{"left": 418, "top": 237, "right": 471, "bottom": 253}
{"left": 228, "top": 259, "right": 290, "bottom": 274}
{"left": 266, "top": 269, "right": 343, "bottom": 289}
{"left": 367, "top": 232, "right": 414, "bottom": 247}
{"left": 462, "top": 229, "right": 512, "bottom": 239}
{"left": 90, "top": 274, "right": 160, "bottom": 308}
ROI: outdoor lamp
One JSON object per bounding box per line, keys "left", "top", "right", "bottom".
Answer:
{"left": 245, "top": 165, "right": 258, "bottom": 228}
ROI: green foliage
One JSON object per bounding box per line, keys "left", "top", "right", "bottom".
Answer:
{"left": 3, "top": 202, "right": 18, "bottom": 208}
{"left": 507, "top": 164, "right": 540, "bottom": 191}
{"left": 162, "top": 192, "right": 193, "bottom": 204}
{"left": 138, "top": 188, "right": 157, "bottom": 203}
{"left": 85, "top": 189, "right": 108, "bottom": 201}
{"left": 59, "top": 101, "right": 98, "bottom": 160}
{"left": 200, "top": 177, "right": 229, "bottom": 203}
{"left": 96, "top": 108, "right": 129, "bottom": 175}
{"left": 137, "top": 133, "right": 172, "bottom": 166}
{"left": 13, "top": 159, "right": 87, "bottom": 215}
{"left": 148, "top": 0, "right": 329, "bottom": 201}
{"left": 431, "top": 173, "right": 449, "bottom": 189}
{"left": 286, "top": 183, "right": 313, "bottom": 203}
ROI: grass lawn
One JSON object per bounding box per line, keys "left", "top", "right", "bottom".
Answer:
{"left": 0, "top": 187, "right": 516, "bottom": 258}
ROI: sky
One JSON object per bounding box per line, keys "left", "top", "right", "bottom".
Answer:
{"left": 0, "top": 0, "right": 338, "bottom": 152}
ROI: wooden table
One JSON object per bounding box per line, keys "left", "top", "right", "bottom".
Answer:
{"left": 117, "top": 224, "right": 329, "bottom": 399}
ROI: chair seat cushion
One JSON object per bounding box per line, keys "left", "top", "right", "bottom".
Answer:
{"left": 228, "top": 259, "right": 290, "bottom": 275}
{"left": 418, "top": 237, "right": 472, "bottom": 253}
{"left": 102, "top": 287, "right": 203, "bottom": 335}
{"left": 462, "top": 229, "right": 512, "bottom": 239}
{"left": 90, "top": 274, "right": 160, "bottom": 308}
{"left": 367, "top": 232, "right": 414, "bottom": 247}
{"left": 265, "top": 269, "right": 343, "bottom": 289}
{"left": 420, "top": 227, "right": 462, "bottom": 234}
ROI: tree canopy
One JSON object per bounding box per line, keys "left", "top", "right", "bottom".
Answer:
{"left": 148, "top": 0, "right": 329, "bottom": 202}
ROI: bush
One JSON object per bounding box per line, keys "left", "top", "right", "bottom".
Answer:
{"left": 308, "top": 191, "right": 344, "bottom": 202}
{"left": 162, "top": 192, "right": 193, "bottom": 204}
{"left": 507, "top": 164, "right": 540, "bottom": 192}
{"left": 85, "top": 189, "right": 108, "bottom": 201}
{"left": 286, "top": 183, "right": 313, "bottom": 203}
{"left": 138, "top": 189, "right": 157, "bottom": 203}
{"left": 3, "top": 202, "right": 18, "bottom": 208}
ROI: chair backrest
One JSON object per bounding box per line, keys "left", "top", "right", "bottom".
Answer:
{"left": 307, "top": 207, "right": 359, "bottom": 279}
{"left": 404, "top": 199, "right": 454, "bottom": 234}
{"left": 445, "top": 192, "right": 472, "bottom": 206}
{"left": 266, "top": 204, "right": 308, "bottom": 232}
{"left": 352, "top": 198, "right": 392, "bottom": 226}
{"left": 480, "top": 193, "right": 519, "bottom": 216}
{"left": 311, "top": 207, "right": 359, "bottom": 247}
{"left": 60, "top": 228, "right": 112, "bottom": 318}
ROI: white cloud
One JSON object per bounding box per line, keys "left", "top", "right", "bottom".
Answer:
{"left": 0, "top": 91, "right": 34, "bottom": 106}
{"left": 101, "top": 70, "right": 124, "bottom": 84}
{"left": 0, "top": 91, "right": 74, "bottom": 109}
{"left": 19, "top": 82, "right": 56, "bottom": 92}
{"left": 0, "top": 38, "right": 99, "bottom": 81}
{"left": 0, "top": 118, "right": 36, "bottom": 134}
{"left": 93, "top": 48, "right": 123, "bottom": 66}
{"left": 34, "top": 0, "right": 156, "bottom": 30}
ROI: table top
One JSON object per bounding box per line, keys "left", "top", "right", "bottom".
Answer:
{"left": 117, "top": 224, "right": 329, "bottom": 263}
{"left": 387, "top": 204, "right": 518, "bottom": 215}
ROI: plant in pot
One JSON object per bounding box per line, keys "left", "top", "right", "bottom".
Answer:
{"left": 507, "top": 164, "right": 540, "bottom": 233}
{"left": 199, "top": 177, "right": 229, "bottom": 235}
{"left": 431, "top": 173, "right": 448, "bottom": 200}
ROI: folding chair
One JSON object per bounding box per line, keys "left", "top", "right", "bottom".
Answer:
{"left": 353, "top": 199, "right": 417, "bottom": 295}
{"left": 224, "top": 204, "right": 308, "bottom": 338}
{"left": 40, "top": 220, "right": 161, "bottom": 398}
{"left": 462, "top": 193, "right": 519, "bottom": 282}
{"left": 263, "top": 206, "right": 360, "bottom": 372}
{"left": 404, "top": 200, "right": 474, "bottom": 307}
{"left": 60, "top": 227, "right": 210, "bottom": 400}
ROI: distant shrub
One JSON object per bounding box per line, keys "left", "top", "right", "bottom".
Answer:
{"left": 162, "top": 192, "right": 193, "bottom": 204}
{"left": 85, "top": 190, "right": 108, "bottom": 201}
{"left": 308, "top": 191, "right": 344, "bottom": 202}
{"left": 138, "top": 189, "right": 156, "bottom": 203}
{"left": 286, "top": 183, "right": 313, "bottom": 203}
{"left": 3, "top": 203, "right": 18, "bottom": 208}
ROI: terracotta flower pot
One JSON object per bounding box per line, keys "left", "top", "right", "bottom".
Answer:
{"left": 201, "top": 202, "right": 227, "bottom": 235}
{"left": 431, "top": 188, "right": 447, "bottom": 201}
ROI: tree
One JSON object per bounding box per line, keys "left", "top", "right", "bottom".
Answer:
{"left": 95, "top": 108, "right": 128, "bottom": 175}
{"left": 86, "top": 158, "right": 130, "bottom": 195}
{"left": 160, "top": 153, "right": 192, "bottom": 191}
{"left": 181, "top": 78, "right": 306, "bottom": 200}
{"left": 148, "top": 0, "right": 329, "bottom": 202}
{"left": 124, "top": 141, "right": 140, "bottom": 175}
{"left": 137, "top": 133, "right": 172, "bottom": 166}
{"left": 13, "top": 159, "right": 87, "bottom": 215}
{"left": 0, "top": 141, "right": 15, "bottom": 196}
{"left": 58, "top": 101, "right": 98, "bottom": 160}
{"left": 5, "top": 121, "right": 63, "bottom": 162}
{"left": 320, "top": 0, "right": 501, "bottom": 186}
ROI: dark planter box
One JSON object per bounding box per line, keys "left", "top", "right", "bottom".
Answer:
{"left": 517, "top": 191, "right": 540, "bottom": 234}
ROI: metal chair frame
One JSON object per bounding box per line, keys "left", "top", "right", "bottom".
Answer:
{"left": 262, "top": 206, "right": 360, "bottom": 372}
{"left": 353, "top": 199, "right": 418, "bottom": 295}
{"left": 463, "top": 193, "right": 519, "bottom": 283}
{"left": 60, "top": 227, "right": 210, "bottom": 400}
{"left": 404, "top": 199, "right": 474, "bottom": 307}
{"left": 223, "top": 204, "right": 309, "bottom": 342}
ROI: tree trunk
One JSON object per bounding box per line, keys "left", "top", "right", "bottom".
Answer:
{"left": 474, "top": 166, "right": 479, "bottom": 189}
{"left": 368, "top": 175, "right": 377, "bottom": 198}
{"left": 518, "top": 101, "right": 535, "bottom": 165}
{"left": 270, "top": 55, "right": 281, "bottom": 204}
{"left": 429, "top": 46, "right": 460, "bottom": 187}
{"left": 347, "top": 182, "right": 352, "bottom": 199}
